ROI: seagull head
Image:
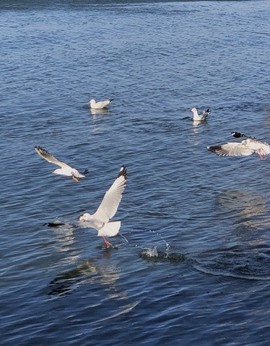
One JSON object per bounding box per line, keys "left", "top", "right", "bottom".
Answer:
{"left": 231, "top": 131, "right": 242, "bottom": 138}
{"left": 86, "top": 99, "right": 95, "bottom": 106}
{"left": 79, "top": 213, "right": 92, "bottom": 221}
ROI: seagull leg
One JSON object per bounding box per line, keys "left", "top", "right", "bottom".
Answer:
{"left": 260, "top": 148, "right": 268, "bottom": 160}
{"left": 258, "top": 148, "right": 264, "bottom": 160}
{"left": 72, "top": 176, "right": 79, "bottom": 182}
{"left": 262, "top": 148, "right": 268, "bottom": 158}
{"left": 102, "top": 237, "right": 113, "bottom": 248}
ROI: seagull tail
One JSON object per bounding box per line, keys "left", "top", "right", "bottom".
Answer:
{"left": 98, "top": 221, "right": 121, "bottom": 238}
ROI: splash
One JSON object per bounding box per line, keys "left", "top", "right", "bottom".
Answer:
{"left": 141, "top": 246, "right": 159, "bottom": 258}
{"left": 139, "top": 246, "right": 185, "bottom": 263}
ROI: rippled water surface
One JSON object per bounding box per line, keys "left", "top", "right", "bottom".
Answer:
{"left": 1, "top": 1, "right": 270, "bottom": 345}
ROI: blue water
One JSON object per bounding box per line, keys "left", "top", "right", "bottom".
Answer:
{"left": 1, "top": 1, "right": 270, "bottom": 345}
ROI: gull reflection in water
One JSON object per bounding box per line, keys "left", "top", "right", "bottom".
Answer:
{"left": 47, "top": 256, "right": 124, "bottom": 299}
{"left": 216, "top": 189, "right": 266, "bottom": 222}
{"left": 216, "top": 189, "right": 270, "bottom": 246}
{"left": 192, "top": 118, "right": 208, "bottom": 134}
{"left": 90, "top": 108, "right": 110, "bottom": 117}
{"left": 47, "top": 256, "right": 141, "bottom": 322}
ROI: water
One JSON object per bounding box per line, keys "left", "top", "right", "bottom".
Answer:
{"left": 1, "top": 1, "right": 270, "bottom": 344}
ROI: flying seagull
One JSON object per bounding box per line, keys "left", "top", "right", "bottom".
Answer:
{"left": 79, "top": 166, "right": 127, "bottom": 248}
{"left": 207, "top": 132, "right": 270, "bottom": 159}
{"left": 35, "top": 146, "right": 87, "bottom": 182}
{"left": 191, "top": 107, "right": 210, "bottom": 122}
{"left": 88, "top": 99, "right": 113, "bottom": 109}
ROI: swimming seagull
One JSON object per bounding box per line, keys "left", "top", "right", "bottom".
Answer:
{"left": 88, "top": 99, "right": 113, "bottom": 109}
{"left": 35, "top": 146, "right": 87, "bottom": 182}
{"left": 207, "top": 132, "right": 270, "bottom": 159}
{"left": 191, "top": 107, "right": 210, "bottom": 122}
{"left": 79, "top": 166, "right": 127, "bottom": 248}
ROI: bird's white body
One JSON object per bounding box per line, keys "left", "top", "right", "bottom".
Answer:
{"left": 35, "top": 146, "right": 86, "bottom": 181}
{"left": 79, "top": 166, "right": 127, "bottom": 246}
{"left": 89, "top": 99, "right": 112, "bottom": 109}
{"left": 207, "top": 137, "right": 270, "bottom": 159}
{"left": 80, "top": 217, "right": 121, "bottom": 237}
{"left": 53, "top": 167, "right": 85, "bottom": 178}
{"left": 191, "top": 107, "right": 210, "bottom": 121}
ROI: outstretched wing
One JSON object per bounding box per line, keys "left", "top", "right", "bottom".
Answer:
{"left": 201, "top": 109, "right": 210, "bottom": 120}
{"left": 93, "top": 166, "right": 127, "bottom": 223}
{"left": 207, "top": 142, "right": 254, "bottom": 157}
{"left": 35, "top": 146, "right": 72, "bottom": 170}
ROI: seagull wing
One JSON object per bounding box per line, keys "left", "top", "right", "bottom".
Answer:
{"left": 96, "top": 100, "right": 112, "bottom": 108}
{"left": 200, "top": 114, "right": 208, "bottom": 121}
{"left": 93, "top": 166, "right": 127, "bottom": 223}
{"left": 207, "top": 142, "right": 254, "bottom": 157}
{"left": 201, "top": 110, "right": 210, "bottom": 120}
{"left": 192, "top": 108, "right": 208, "bottom": 121}
{"left": 35, "top": 146, "right": 72, "bottom": 170}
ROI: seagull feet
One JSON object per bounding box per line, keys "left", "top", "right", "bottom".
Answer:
{"left": 258, "top": 148, "right": 268, "bottom": 160}
{"left": 102, "top": 237, "right": 113, "bottom": 248}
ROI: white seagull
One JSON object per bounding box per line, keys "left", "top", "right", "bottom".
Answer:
{"left": 207, "top": 132, "right": 270, "bottom": 159}
{"left": 35, "top": 146, "right": 87, "bottom": 182}
{"left": 88, "top": 99, "right": 113, "bottom": 110}
{"left": 79, "top": 166, "right": 127, "bottom": 248}
{"left": 191, "top": 107, "right": 210, "bottom": 122}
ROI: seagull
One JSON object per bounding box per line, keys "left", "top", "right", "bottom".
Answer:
{"left": 88, "top": 99, "right": 113, "bottom": 109}
{"left": 207, "top": 132, "right": 270, "bottom": 159}
{"left": 35, "top": 146, "right": 87, "bottom": 182}
{"left": 79, "top": 166, "right": 127, "bottom": 248}
{"left": 191, "top": 107, "right": 210, "bottom": 122}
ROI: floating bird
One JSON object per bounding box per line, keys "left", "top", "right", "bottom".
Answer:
{"left": 207, "top": 132, "right": 270, "bottom": 159}
{"left": 88, "top": 99, "right": 113, "bottom": 109}
{"left": 35, "top": 146, "right": 87, "bottom": 182}
{"left": 79, "top": 166, "right": 127, "bottom": 248}
{"left": 191, "top": 107, "right": 210, "bottom": 122}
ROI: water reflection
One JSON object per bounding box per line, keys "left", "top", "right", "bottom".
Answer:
{"left": 216, "top": 189, "right": 267, "bottom": 230}
{"left": 192, "top": 118, "right": 208, "bottom": 134}
{"left": 88, "top": 110, "right": 111, "bottom": 134}
{"left": 48, "top": 256, "right": 124, "bottom": 298}
{"left": 190, "top": 189, "right": 270, "bottom": 279}
{"left": 90, "top": 108, "right": 110, "bottom": 117}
